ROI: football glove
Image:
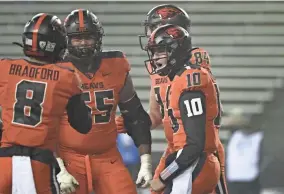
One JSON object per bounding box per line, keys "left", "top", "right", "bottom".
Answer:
{"left": 136, "top": 154, "right": 153, "bottom": 187}
{"left": 56, "top": 158, "right": 79, "bottom": 194}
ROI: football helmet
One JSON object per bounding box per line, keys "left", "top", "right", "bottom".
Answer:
{"left": 143, "top": 24, "right": 192, "bottom": 77}
{"left": 22, "top": 13, "right": 67, "bottom": 63}
{"left": 143, "top": 4, "right": 190, "bottom": 36}
{"left": 64, "top": 9, "right": 104, "bottom": 58}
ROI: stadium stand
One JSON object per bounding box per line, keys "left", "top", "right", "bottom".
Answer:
{"left": 1, "top": 1, "right": 284, "bottom": 148}
{"left": 0, "top": 1, "right": 284, "bottom": 189}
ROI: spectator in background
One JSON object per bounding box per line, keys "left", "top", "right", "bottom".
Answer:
{"left": 117, "top": 133, "right": 140, "bottom": 179}
{"left": 117, "top": 133, "right": 150, "bottom": 194}
{"left": 226, "top": 108, "right": 264, "bottom": 194}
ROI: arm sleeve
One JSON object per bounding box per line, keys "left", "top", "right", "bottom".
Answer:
{"left": 118, "top": 74, "right": 136, "bottom": 103}
{"left": 118, "top": 92, "right": 152, "bottom": 148}
{"left": 159, "top": 90, "right": 206, "bottom": 183}
{"left": 153, "top": 144, "right": 173, "bottom": 179}
{"left": 66, "top": 94, "right": 92, "bottom": 134}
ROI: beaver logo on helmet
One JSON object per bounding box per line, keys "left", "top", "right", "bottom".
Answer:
{"left": 165, "top": 27, "right": 183, "bottom": 39}
{"left": 156, "top": 7, "right": 182, "bottom": 19}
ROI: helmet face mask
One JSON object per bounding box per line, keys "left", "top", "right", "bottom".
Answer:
{"left": 69, "top": 33, "right": 98, "bottom": 58}
{"left": 144, "top": 24, "right": 192, "bottom": 77}
{"left": 144, "top": 22, "right": 161, "bottom": 37}
{"left": 64, "top": 9, "right": 104, "bottom": 58}
{"left": 144, "top": 44, "right": 172, "bottom": 76}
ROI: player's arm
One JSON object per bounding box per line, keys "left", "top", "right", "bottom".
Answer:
{"left": 148, "top": 85, "right": 163, "bottom": 129}
{"left": 153, "top": 144, "right": 173, "bottom": 179}
{"left": 116, "top": 83, "right": 162, "bottom": 133}
{"left": 118, "top": 74, "right": 152, "bottom": 154}
{"left": 66, "top": 94, "right": 92, "bottom": 134}
{"left": 159, "top": 90, "right": 206, "bottom": 184}
{"left": 118, "top": 73, "right": 152, "bottom": 187}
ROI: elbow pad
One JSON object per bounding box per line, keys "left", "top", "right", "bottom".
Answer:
{"left": 119, "top": 94, "right": 152, "bottom": 147}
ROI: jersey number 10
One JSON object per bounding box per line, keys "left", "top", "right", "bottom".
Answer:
{"left": 184, "top": 98, "right": 203, "bottom": 117}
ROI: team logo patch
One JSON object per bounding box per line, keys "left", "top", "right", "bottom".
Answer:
{"left": 156, "top": 7, "right": 182, "bottom": 19}
{"left": 45, "top": 41, "right": 56, "bottom": 52}
{"left": 165, "top": 27, "right": 183, "bottom": 39}
{"left": 39, "top": 41, "right": 46, "bottom": 49}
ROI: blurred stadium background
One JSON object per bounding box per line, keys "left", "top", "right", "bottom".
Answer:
{"left": 1, "top": 1, "right": 284, "bottom": 193}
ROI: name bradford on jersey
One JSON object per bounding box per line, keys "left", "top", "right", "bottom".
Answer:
{"left": 9, "top": 64, "right": 59, "bottom": 81}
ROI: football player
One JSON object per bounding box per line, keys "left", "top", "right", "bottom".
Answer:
{"left": 56, "top": 9, "right": 152, "bottom": 194}
{"left": 115, "top": 4, "right": 227, "bottom": 194}
{"left": 0, "top": 13, "right": 92, "bottom": 194}
{"left": 146, "top": 24, "right": 220, "bottom": 194}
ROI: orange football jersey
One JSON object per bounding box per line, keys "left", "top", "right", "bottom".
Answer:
{"left": 190, "top": 47, "right": 222, "bottom": 128}
{"left": 150, "top": 72, "right": 173, "bottom": 147}
{"left": 149, "top": 48, "right": 213, "bottom": 147}
{"left": 169, "top": 67, "right": 219, "bottom": 153}
{"left": 0, "top": 59, "right": 81, "bottom": 151}
{"left": 59, "top": 51, "right": 130, "bottom": 154}
{"left": 190, "top": 47, "right": 211, "bottom": 71}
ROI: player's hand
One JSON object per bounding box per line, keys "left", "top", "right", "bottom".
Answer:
{"left": 115, "top": 115, "right": 126, "bottom": 133}
{"left": 136, "top": 154, "right": 152, "bottom": 187}
{"left": 150, "top": 178, "right": 165, "bottom": 192}
{"left": 56, "top": 158, "right": 79, "bottom": 194}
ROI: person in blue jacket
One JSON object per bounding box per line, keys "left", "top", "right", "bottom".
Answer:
{"left": 117, "top": 133, "right": 140, "bottom": 175}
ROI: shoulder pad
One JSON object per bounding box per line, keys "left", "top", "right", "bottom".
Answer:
{"left": 0, "top": 58, "right": 24, "bottom": 63}
{"left": 190, "top": 48, "right": 211, "bottom": 71}
{"left": 101, "top": 50, "right": 125, "bottom": 59}
{"left": 173, "top": 67, "right": 210, "bottom": 91}
{"left": 190, "top": 47, "right": 200, "bottom": 52}
{"left": 0, "top": 58, "right": 13, "bottom": 61}
{"left": 176, "top": 66, "right": 189, "bottom": 77}
{"left": 0, "top": 58, "right": 29, "bottom": 66}
{"left": 191, "top": 47, "right": 209, "bottom": 55}
{"left": 54, "top": 62, "right": 75, "bottom": 73}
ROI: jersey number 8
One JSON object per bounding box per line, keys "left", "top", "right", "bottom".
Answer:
{"left": 13, "top": 80, "right": 46, "bottom": 127}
